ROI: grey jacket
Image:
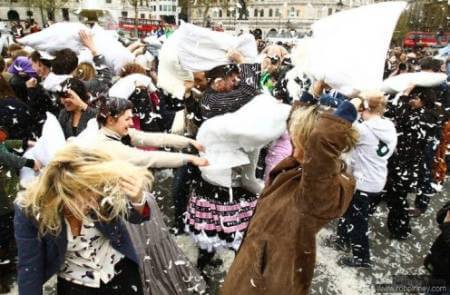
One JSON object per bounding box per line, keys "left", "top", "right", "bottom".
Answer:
{"left": 58, "top": 107, "right": 97, "bottom": 138}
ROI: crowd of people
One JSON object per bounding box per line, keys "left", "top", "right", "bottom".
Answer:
{"left": 0, "top": 14, "right": 449, "bottom": 295}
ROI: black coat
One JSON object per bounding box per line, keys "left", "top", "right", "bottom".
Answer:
{"left": 26, "top": 84, "right": 60, "bottom": 137}
{"left": 0, "top": 98, "right": 33, "bottom": 140}
{"left": 386, "top": 97, "right": 439, "bottom": 192}
{"left": 424, "top": 201, "right": 450, "bottom": 285}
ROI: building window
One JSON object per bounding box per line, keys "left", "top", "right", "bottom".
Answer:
{"left": 275, "top": 8, "right": 280, "bottom": 17}
{"left": 173, "top": 5, "right": 176, "bottom": 12}
{"left": 139, "top": 0, "right": 143, "bottom": 6}
{"left": 328, "top": 8, "right": 333, "bottom": 15}
{"left": 218, "top": 9, "right": 222, "bottom": 17}
{"left": 7, "top": 10, "right": 20, "bottom": 20}
{"left": 140, "top": 13, "right": 145, "bottom": 18}
{"left": 289, "top": 7, "right": 295, "bottom": 17}
{"left": 121, "top": 11, "right": 128, "bottom": 17}
{"left": 268, "top": 8, "right": 272, "bottom": 17}
{"left": 47, "top": 9, "right": 55, "bottom": 21}
{"left": 62, "top": 8, "right": 69, "bottom": 21}
{"left": 260, "top": 9, "right": 264, "bottom": 17}
{"left": 227, "top": 10, "right": 230, "bottom": 17}
{"left": 106, "top": 0, "right": 111, "bottom": 3}
{"left": 254, "top": 9, "right": 258, "bottom": 17}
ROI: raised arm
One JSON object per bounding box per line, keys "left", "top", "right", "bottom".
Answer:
{"left": 300, "top": 102, "right": 357, "bottom": 220}
{"left": 128, "top": 128, "right": 201, "bottom": 150}
{"left": 107, "top": 140, "right": 206, "bottom": 169}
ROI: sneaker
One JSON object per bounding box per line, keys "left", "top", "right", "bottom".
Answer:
{"left": 337, "top": 255, "right": 371, "bottom": 268}
{"left": 323, "top": 235, "right": 350, "bottom": 252}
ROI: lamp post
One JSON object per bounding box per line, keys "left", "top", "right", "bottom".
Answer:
{"left": 234, "top": 2, "right": 239, "bottom": 33}
{"left": 336, "top": 0, "right": 344, "bottom": 12}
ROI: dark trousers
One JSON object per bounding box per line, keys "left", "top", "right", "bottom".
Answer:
{"left": 172, "top": 165, "right": 193, "bottom": 233}
{"left": 0, "top": 212, "right": 13, "bottom": 251}
{"left": 385, "top": 185, "right": 411, "bottom": 238}
{"left": 415, "top": 143, "right": 436, "bottom": 212}
{"left": 57, "top": 258, "right": 143, "bottom": 295}
{"left": 337, "top": 190, "right": 380, "bottom": 263}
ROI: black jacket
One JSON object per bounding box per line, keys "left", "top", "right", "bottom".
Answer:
{"left": 26, "top": 84, "right": 60, "bottom": 137}
{"left": 385, "top": 96, "right": 439, "bottom": 192}
{"left": 424, "top": 201, "right": 450, "bottom": 285}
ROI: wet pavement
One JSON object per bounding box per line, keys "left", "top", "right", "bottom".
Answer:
{"left": 151, "top": 170, "right": 450, "bottom": 295}
{"left": 7, "top": 169, "right": 450, "bottom": 294}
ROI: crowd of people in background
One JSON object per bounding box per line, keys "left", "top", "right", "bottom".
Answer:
{"left": 0, "top": 13, "right": 449, "bottom": 295}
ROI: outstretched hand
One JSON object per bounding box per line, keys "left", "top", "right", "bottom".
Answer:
{"left": 33, "top": 159, "right": 42, "bottom": 172}
{"left": 79, "top": 30, "right": 97, "bottom": 55}
{"left": 188, "top": 156, "right": 209, "bottom": 167}
{"left": 190, "top": 140, "right": 205, "bottom": 152}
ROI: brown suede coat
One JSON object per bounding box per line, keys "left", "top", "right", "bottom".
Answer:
{"left": 221, "top": 113, "right": 356, "bottom": 295}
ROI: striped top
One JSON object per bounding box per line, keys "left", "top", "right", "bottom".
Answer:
{"left": 201, "top": 63, "right": 261, "bottom": 120}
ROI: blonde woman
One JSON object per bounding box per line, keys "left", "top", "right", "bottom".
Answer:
{"left": 14, "top": 144, "right": 153, "bottom": 295}
{"left": 221, "top": 87, "right": 361, "bottom": 295}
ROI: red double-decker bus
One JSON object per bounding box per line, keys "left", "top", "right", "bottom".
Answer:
{"left": 118, "top": 17, "right": 161, "bottom": 33}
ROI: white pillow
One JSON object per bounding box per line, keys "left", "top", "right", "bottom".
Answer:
{"left": 109, "top": 73, "right": 156, "bottom": 99}
{"left": 381, "top": 72, "right": 448, "bottom": 93}
{"left": 18, "top": 22, "right": 89, "bottom": 52}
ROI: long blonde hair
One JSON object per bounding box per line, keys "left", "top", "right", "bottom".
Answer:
{"left": 289, "top": 105, "right": 358, "bottom": 153}
{"left": 16, "top": 144, "right": 153, "bottom": 236}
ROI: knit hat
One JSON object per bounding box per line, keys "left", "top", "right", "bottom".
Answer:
{"left": 8, "top": 56, "right": 38, "bottom": 77}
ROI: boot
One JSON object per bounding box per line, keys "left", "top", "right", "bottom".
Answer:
{"left": 0, "top": 264, "right": 10, "bottom": 294}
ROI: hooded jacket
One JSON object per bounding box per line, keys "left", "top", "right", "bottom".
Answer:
{"left": 221, "top": 106, "right": 356, "bottom": 295}
{"left": 350, "top": 117, "right": 398, "bottom": 193}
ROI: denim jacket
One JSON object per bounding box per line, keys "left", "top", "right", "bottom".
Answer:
{"left": 14, "top": 200, "right": 149, "bottom": 295}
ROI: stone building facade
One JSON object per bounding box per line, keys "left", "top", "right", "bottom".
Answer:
{"left": 0, "top": 0, "right": 178, "bottom": 27}
{"left": 189, "top": 0, "right": 376, "bottom": 36}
